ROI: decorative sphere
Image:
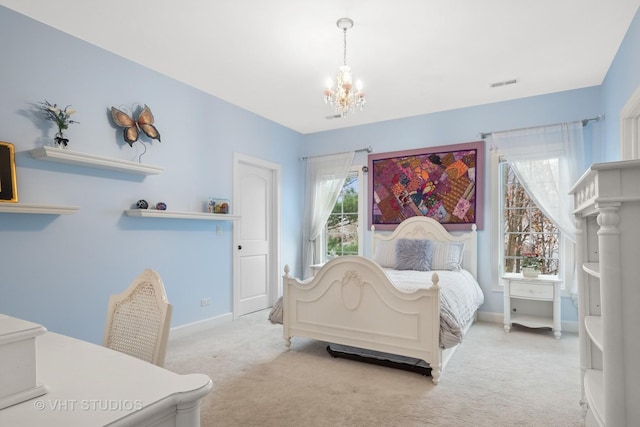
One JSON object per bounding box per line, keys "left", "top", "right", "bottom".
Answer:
{"left": 156, "top": 202, "right": 167, "bottom": 211}
{"left": 136, "top": 199, "right": 149, "bottom": 209}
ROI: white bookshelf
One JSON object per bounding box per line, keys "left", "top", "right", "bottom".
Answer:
{"left": 571, "top": 159, "right": 640, "bottom": 426}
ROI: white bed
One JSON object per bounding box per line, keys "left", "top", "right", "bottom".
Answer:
{"left": 282, "top": 216, "right": 483, "bottom": 385}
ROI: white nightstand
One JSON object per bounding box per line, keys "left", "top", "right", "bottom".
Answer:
{"left": 503, "top": 274, "right": 562, "bottom": 339}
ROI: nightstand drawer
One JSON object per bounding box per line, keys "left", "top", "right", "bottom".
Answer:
{"left": 510, "top": 282, "right": 554, "bottom": 300}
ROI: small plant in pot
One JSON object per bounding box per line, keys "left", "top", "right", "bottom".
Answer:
{"left": 521, "top": 253, "right": 542, "bottom": 277}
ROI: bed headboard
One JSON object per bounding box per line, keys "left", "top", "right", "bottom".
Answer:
{"left": 370, "top": 216, "right": 478, "bottom": 279}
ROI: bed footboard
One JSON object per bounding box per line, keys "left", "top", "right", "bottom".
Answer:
{"left": 282, "top": 256, "right": 442, "bottom": 384}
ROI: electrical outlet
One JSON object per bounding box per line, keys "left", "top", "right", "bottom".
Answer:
{"left": 200, "top": 297, "right": 211, "bottom": 307}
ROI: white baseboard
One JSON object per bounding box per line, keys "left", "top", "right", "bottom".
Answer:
{"left": 169, "top": 312, "right": 233, "bottom": 341}
{"left": 477, "top": 311, "right": 502, "bottom": 324}
{"left": 169, "top": 310, "right": 577, "bottom": 342}
{"left": 476, "top": 311, "right": 579, "bottom": 334}
{"left": 561, "top": 320, "right": 579, "bottom": 334}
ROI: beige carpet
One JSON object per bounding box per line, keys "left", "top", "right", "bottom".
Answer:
{"left": 165, "top": 310, "right": 582, "bottom": 427}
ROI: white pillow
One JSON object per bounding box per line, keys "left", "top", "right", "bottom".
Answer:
{"left": 431, "top": 241, "right": 464, "bottom": 271}
{"left": 373, "top": 239, "right": 396, "bottom": 268}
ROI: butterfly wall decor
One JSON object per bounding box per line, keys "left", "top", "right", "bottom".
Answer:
{"left": 110, "top": 104, "right": 161, "bottom": 147}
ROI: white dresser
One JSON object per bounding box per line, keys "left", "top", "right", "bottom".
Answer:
{"left": 0, "top": 330, "right": 212, "bottom": 426}
{"left": 570, "top": 159, "right": 640, "bottom": 426}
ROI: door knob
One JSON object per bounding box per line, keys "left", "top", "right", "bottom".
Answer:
{"left": 238, "top": 245, "right": 242, "bottom": 250}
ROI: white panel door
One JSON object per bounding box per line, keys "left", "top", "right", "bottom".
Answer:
{"left": 236, "top": 161, "right": 272, "bottom": 316}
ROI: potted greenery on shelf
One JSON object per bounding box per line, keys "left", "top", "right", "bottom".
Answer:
{"left": 38, "top": 100, "right": 79, "bottom": 148}
{"left": 521, "top": 253, "right": 542, "bottom": 278}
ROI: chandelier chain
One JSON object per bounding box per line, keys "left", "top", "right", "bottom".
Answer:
{"left": 343, "top": 28, "right": 347, "bottom": 66}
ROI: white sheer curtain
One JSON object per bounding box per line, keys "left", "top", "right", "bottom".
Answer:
{"left": 491, "top": 122, "right": 588, "bottom": 301}
{"left": 302, "top": 151, "right": 355, "bottom": 279}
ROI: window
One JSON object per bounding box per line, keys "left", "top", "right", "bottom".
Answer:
{"left": 500, "top": 160, "right": 560, "bottom": 275}
{"left": 324, "top": 169, "right": 363, "bottom": 258}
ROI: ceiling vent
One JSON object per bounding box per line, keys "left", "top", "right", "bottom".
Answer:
{"left": 490, "top": 79, "right": 518, "bottom": 88}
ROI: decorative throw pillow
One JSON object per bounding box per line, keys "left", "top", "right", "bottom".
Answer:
{"left": 395, "top": 239, "right": 433, "bottom": 271}
{"left": 431, "top": 241, "right": 464, "bottom": 271}
{"left": 373, "top": 239, "right": 396, "bottom": 268}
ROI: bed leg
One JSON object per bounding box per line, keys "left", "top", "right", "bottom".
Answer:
{"left": 431, "top": 367, "right": 441, "bottom": 385}
{"left": 284, "top": 337, "right": 291, "bottom": 349}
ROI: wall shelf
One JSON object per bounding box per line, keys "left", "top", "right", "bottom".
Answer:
{"left": 123, "top": 209, "right": 239, "bottom": 221}
{"left": 29, "top": 146, "right": 163, "bottom": 175}
{"left": 0, "top": 203, "right": 79, "bottom": 215}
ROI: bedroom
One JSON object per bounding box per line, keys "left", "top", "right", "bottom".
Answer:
{"left": 0, "top": 1, "right": 639, "bottom": 425}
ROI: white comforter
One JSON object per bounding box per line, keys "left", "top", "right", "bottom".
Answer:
{"left": 383, "top": 268, "right": 484, "bottom": 349}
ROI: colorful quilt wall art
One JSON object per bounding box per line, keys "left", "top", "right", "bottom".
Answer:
{"left": 368, "top": 141, "right": 484, "bottom": 231}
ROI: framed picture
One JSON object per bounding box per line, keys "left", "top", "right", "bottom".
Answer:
{"left": 207, "top": 198, "right": 230, "bottom": 214}
{"left": 0, "top": 141, "right": 18, "bottom": 203}
{"left": 368, "top": 140, "right": 484, "bottom": 231}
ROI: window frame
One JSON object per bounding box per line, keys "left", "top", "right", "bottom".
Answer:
{"left": 491, "top": 150, "right": 569, "bottom": 293}
{"left": 320, "top": 165, "right": 364, "bottom": 262}
{"left": 499, "top": 158, "right": 561, "bottom": 276}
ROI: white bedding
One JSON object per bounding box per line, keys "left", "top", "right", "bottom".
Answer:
{"left": 383, "top": 268, "right": 484, "bottom": 349}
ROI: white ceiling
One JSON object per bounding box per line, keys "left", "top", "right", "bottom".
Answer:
{"left": 2, "top": 0, "right": 639, "bottom": 134}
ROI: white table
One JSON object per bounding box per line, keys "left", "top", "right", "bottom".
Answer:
{"left": 0, "top": 332, "right": 212, "bottom": 426}
{"left": 503, "top": 274, "right": 562, "bottom": 339}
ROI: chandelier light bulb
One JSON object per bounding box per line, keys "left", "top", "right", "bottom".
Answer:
{"left": 326, "top": 78, "right": 333, "bottom": 89}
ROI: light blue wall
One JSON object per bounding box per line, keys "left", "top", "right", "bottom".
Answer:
{"left": 601, "top": 3, "right": 640, "bottom": 162}
{"left": 2, "top": 4, "right": 639, "bottom": 340}
{"left": 0, "top": 7, "right": 304, "bottom": 343}
{"left": 304, "top": 87, "right": 603, "bottom": 322}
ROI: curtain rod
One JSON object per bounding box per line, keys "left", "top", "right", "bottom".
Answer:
{"left": 478, "top": 114, "right": 604, "bottom": 139}
{"left": 300, "top": 146, "right": 373, "bottom": 161}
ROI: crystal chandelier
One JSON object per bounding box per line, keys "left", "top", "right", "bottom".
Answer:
{"left": 323, "top": 18, "right": 366, "bottom": 117}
